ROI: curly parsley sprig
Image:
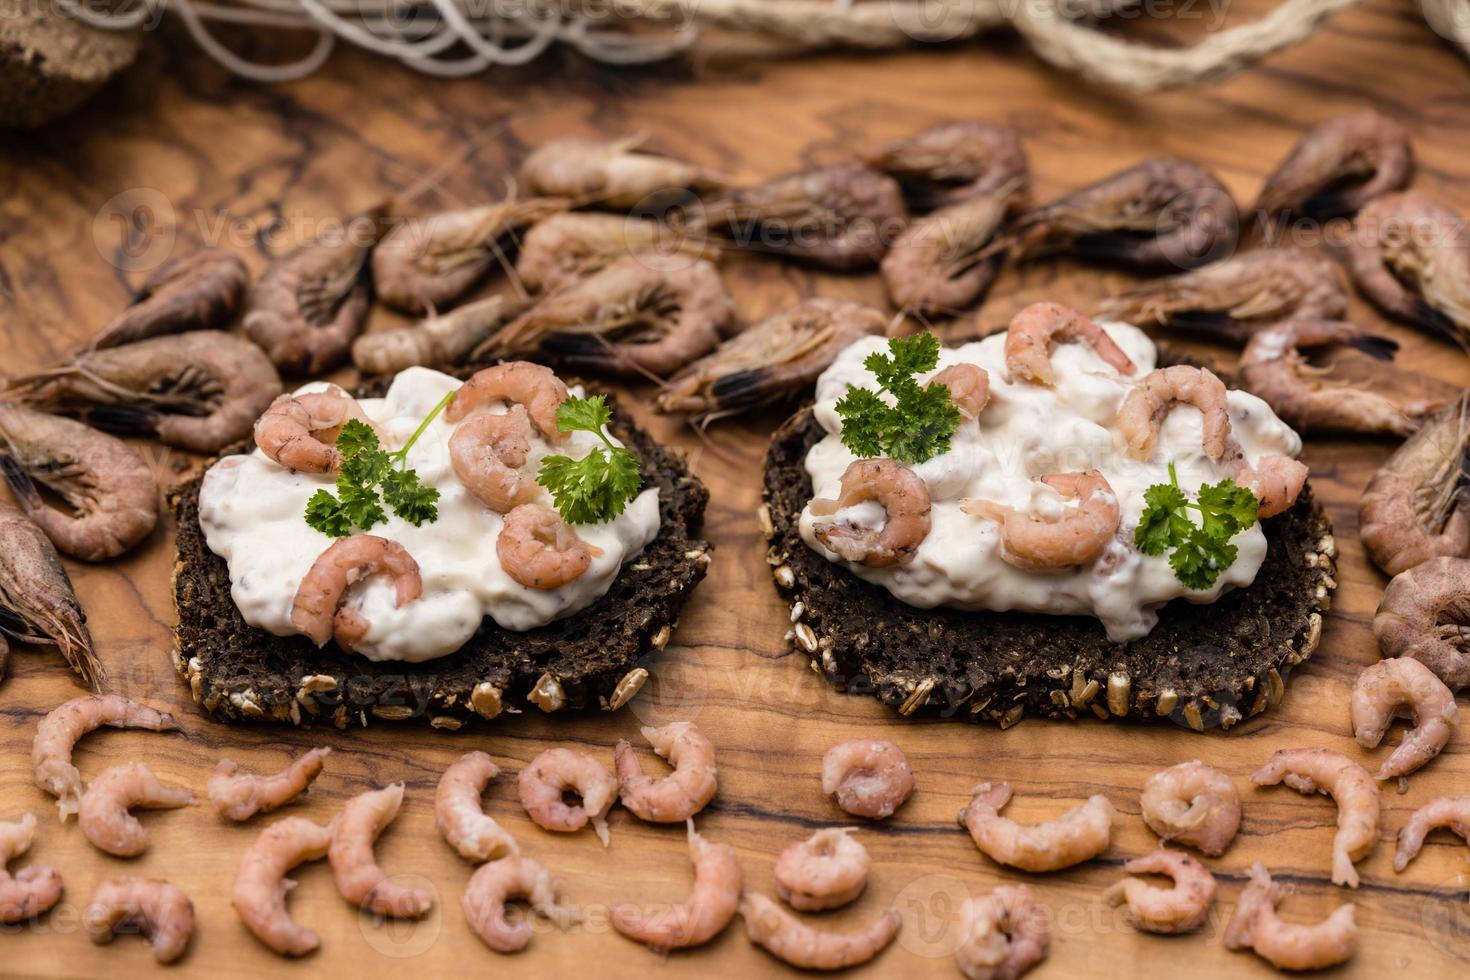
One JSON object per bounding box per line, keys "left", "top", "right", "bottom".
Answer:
{"left": 304, "top": 392, "right": 450, "bottom": 537}
{"left": 834, "top": 333, "right": 961, "bottom": 465}
{"left": 1135, "top": 461, "right": 1259, "bottom": 590}
{"left": 537, "top": 394, "right": 643, "bottom": 524}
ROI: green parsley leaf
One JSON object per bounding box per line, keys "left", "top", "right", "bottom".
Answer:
{"left": 381, "top": 468, "right": 440, "bottom": 527}
{"left": 304, "top": 489, "right": 352, "bottom": 538}
{"left": 537, "top": 394, "right": 644, "bottom": 525}
{"left": 837, "top": 333, "right": 961, "bottom": 465}
{"left": 1134, "top": 461, "right": 1259, "bottom": 590}
{"left": 335, "top": 419, "right": 380, "bottom": 458}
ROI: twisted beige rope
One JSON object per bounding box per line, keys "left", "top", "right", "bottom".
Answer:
{"left": 61, "top": 0, "right": 1468, "bottom": 89}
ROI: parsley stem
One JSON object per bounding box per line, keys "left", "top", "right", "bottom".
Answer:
{"left": 391, "top": 391, "right": 455, "bottom": 465}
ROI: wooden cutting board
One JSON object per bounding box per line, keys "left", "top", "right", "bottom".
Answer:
{"left": 2, "top": 5, "right": 1469, "bottom": 976}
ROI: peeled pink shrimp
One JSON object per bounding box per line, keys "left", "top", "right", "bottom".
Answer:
{"left": 612, "top": 819, "right": 740, "bottom": 950}
{"left": 231, "top": 816, "right": 335, "bottom": 957}
{"left": 445, "top": 361, "right": 570, "bottom": 443}
{"left": 1392, "top": 795, "right": 1470, "bottom": 872}
{"left": 1232, "top": 452, "right": 1309, "bottom": 520}
{"left": 462, "top": 854, "right": 580, "bottom": 953}
{"left": 1351, "top": 657, "right": 1458, "bottom": 781}
{"left": 289, "top": 534, "right": 422, "bottom": 649}
{"left": 32, "top": 695, "right": 180, "bottom": 821}
{"left": 740, "top": 892, "right": 900, "bottom": 970}
{"left": 774, "top": 828, "right": 869, "bottom": 912}
{"left": 497, "top": 504, "right": 601, "bottom": 591}
{"left": 253, "top": 387, "right": 374, "bottom": 475}
{"left": 821, "top": 739, "right": 915, "bottom": 820}
{"left": 435, "top": 751, "right": 518, "bottom": 863}
{"left": 1139, "top": 761, "right": 1240, "bottom": 856}
{"left": 77, "top": 763, "right": 195, "bottom": 858}
{"left": 1250, "top": 748, "right": 1381, "bottom": 888}
{"left": 1224, "top": 863, "right": 1358, "bottom": 971}
{"left": 85, "top": 877, "right": 195, "bottom": 964}
{"left": 809, "top": 459, "right": 932, "bottom": 569}
{"left": 615, "top": 721, "right": 718, "bottom": 824}
{"left": 0, "top": 814, "right": 63, "bottom": 923}
{"left": 1004, "top": 302, "right": 1136, "bottom": 386}
{"left": 517, "top": 747, "right": 618, "bottom": 846}
{"left": 962, "top": 471, "right": 1120, "bottom": 573}
{"left": 933, "top": 362, "right": 991, "bottom": 418}
{"left": 449, "top": 406, "right": 541, "bottom": 513}
{"left": 1104, "top": 849, "right": 1216, "bottom": 934}
{"left": 959, "top": 782, "right": 1116, "bottom": 872}
{"left": 209, "top": 748, "right": 331, "bottom": 822}
{"left": 1117, "top": 365, "right": 1232, "bottom": 462}
{"left": 328, "top": 784, "right": 433, "bottom": 919}
{"left": 955, "top": 884, "right": 1049, "bottom": 980}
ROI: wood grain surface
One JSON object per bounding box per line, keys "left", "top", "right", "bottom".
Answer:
{"left": 3, "top": 3, "right": 1470, "bottom": 976}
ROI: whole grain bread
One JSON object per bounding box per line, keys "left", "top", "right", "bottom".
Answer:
{"left": 173, "top": 389, "right": 709, "bottom": 728}
{"left": 762, "top": 405, "right": 1337, "bottom": 730}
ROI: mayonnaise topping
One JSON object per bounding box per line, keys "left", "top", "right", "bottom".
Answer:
{"left": 198, "top": 367, "right": 660, "bottom": 662}
{"left": 799, "top": 324, "right": 1303, "bottom": 642}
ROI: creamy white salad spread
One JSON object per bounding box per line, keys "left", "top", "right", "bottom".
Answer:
{"left": 198, "top": 367, "right": 660, "bottom": 663}
{"left": 799, "top": 323, "right": 1304, "bottom": 642}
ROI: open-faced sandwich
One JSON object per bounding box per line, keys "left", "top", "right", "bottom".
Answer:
{"left": 174, "top": 361, "right": 709, "bottom": 727}
{"left": 763, "top": 303, "right": 1337, "bottom": 730}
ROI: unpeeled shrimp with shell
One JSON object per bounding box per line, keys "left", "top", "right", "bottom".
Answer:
{"left": 740, "top": 892, "right": 900, "bottom": 970}
{"left": 774, "top": 828, "right": 869, "bottom": 912}
{"left": 655, "top": 298, "right": 887, "bottom": 419}
{"left": 209, "top": 748, "right": 331, "bottom": 822}
{"left": 329, "top": 784, "right": 434, "bottom": 919}
{"left": 517, "top": 747, "right": 618, "bottom": 846}
{"left": 2, "top": 331, "right": 283, "bottom": 454}
{"left": 864, "top": 120, "right": 1028, "bottom": 212}
{"left": 1104, "top": 849, "right": 1216, "bottom": 934}
{"left": 962, "top": 471, "right": 1120, "bottom": 573}
{"left": 1116, "top": 364, "right": 1232, "bottom": 462}
{"left": 1237, "top": 318, "right": 1440, "bottom": 438}
{"left": 497, "top": 504, "right": 601, "bottom": 591}
{"left": 955, "top": 885, "right": 1048, "bottom": 980}
{"left": 0, "top": 500, "right": 100, "bottom": 688}
{"left": 1223, "top": 863, "right": 1358, "bottom": 971}
{"left": 516, "top": 212, "right": 718, "bottom": 294}
{"left": 0, "top": 814, "right": 63, "bottom": 923}
{"left": 0, "top": 405, "right": 159, "bottom": 562}
{"left": 520, "top": 135, "right": 725, "bottom": 209}
{"left": 78, "top": 763, "right": 195, "bottom": 858}
{"left": 1392, "top": 795, "right": 1470, "bottom": 872}
{"left": 462, "top": 854, "right": 580, "bottom": 953}
{"left": 1250, "top": 748, "right": 1381, "bottom": 888}
{"left": 1360, "top": 403, "right": 1470, "bottom": 578}
{"left": 615, "top": 721, "right": 717, "bottom": 824}
{"left": 1139, "top": 761, "right": 1240, "bottom": 856}
{"left": 352, "top": 296, "right": 529, "bottom": 375}
{"left": 1373, "top": 557, "right": 1470, "bottom": 691}
{"left": 1350, "top": 657, "right": 1458, "bottom": 781}
{"left": 881, "top": 184, "right": 1020, "bottom": 315}
{"left": 612, "top": 819, "right": 740, "bottom": 950}
{"left": 90, "top": 246, "right": 249, "bottom": 350}
{"left": 475, "top": 254, "right": 736, "bottom": 378}
{"left": 1348, "top": 191, "right": 1470, "bottom": 345}
{"left": 289, "top": 534, "right": 423, "bottom": 650}
{"left": 959, "top": 782, "right": 1116, "bottom": 873}
{"left": 1003, "top": 301, "right": 1136, "bottom": 386}
{"left": 32, "top": 695, "right": 180, "bottom": 821}
{"left": 372, "top": 198, "right": 566, "bottom": 314}
{"left": 809, "top": 459, "right": 932, "bottom": 569}
{"left": 1255, "top": 111, "right": 1412, "bottom": 235}
{"left": 232, "top": 816, "right": 335, "bottom": 957}
{"left": 821, "top": 739, "right": 914, "bottom": 820}
{"left": 450, "top": 406, "right": 541, "bottom": 513}
{"left": 85, "top": 877, "right": 195, "bottom": 964}
{"left": 446, "top": 361, "right": 570, "bottom": 441}
{"left": 253, "top": 387, "right": 377, "bottom": 475}
{"left": 435, "top": 751, "right": 518, "bottom": 862}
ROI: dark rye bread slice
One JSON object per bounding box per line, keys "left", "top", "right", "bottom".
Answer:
{"left": 762, "top": 406, "right": 1338, "bottom": 731}
{"left": 173, "top": 389, "right": 709, "bottom": 728}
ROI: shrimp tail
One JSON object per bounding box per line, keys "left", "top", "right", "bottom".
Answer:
{"left": 1345, "top": 334, "right": 1400, "bottom": 362}
{"left": 0, "top": 456, "right": 43, "bottom": 511}
{"left": 84, "top": 404, "right": 160, "bottom": 438}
